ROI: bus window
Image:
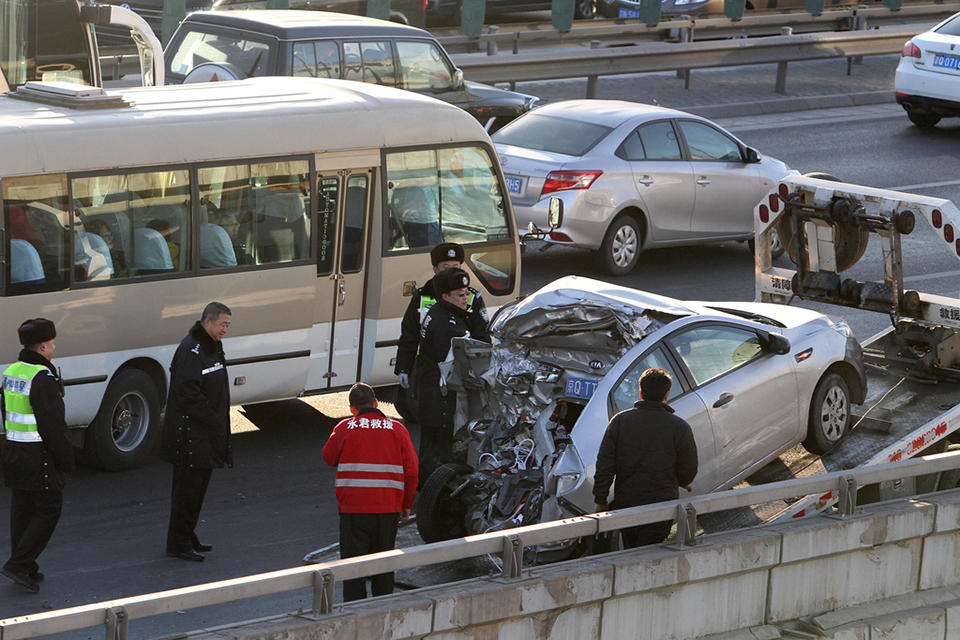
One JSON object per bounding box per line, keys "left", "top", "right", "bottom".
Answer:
{"left": 384, "top": 146, "right": 509, "bottom": 252}
{"left": 71, "top": 170, "right": 191, "bottom": 279}
{"left": 198, "top": 159, "right": 310, "bottom": 269}
{"left": 341, "top": 174, "right": 369, "bottom": 273}
{"left": 0, "top": 0, "right": 95, "bottom": 88}
{"left": 2, "top": 174, "right": 70, "bottom": 294}
{"left": 317, "top": 176, "right": 338, "bottom": 276}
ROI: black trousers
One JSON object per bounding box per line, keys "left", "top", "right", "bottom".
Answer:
{"left": 166, "top": 466, "right": 212, "bottom": 554}
{"left": 416, "top": 387, "right": 456, "bottom": 488}
{"left": 339, "top": 513, "right": 399, "bottom": 602}
{"left": 621, "top": 520, "right": 672, "bottom": 549}
{"left": 5, "top": 488, "right": 62, "bottom": 575}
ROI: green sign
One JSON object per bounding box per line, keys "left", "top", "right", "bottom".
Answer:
{"left": 161, "top": 0, "right": 186, "bottom": 46}
{"left": 804, "top": 0, "right": 825, "bottom": 15}
{"left": 266, "top": 0, "right": 290, "bottom": 7}
{"left": 552, "top": 0, "right": 575, "bottom": 31}
{"left": 636, "top": 0, "right": 661, "bottom": 26}
{"left": 882, "top": 0, "right": 903, "bottom": 9}
{"left": 724, "top": 0, "right": 745, "bottom": 20}
{"left": 367, "top": 0, "right": 390, "bottom": 20}
{"left": 461, "top": 0, "right": 486, "bottom": 37}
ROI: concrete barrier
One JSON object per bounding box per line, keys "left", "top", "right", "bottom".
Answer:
{"left": 182, "top": 488, "right": 960, "bottom": 640}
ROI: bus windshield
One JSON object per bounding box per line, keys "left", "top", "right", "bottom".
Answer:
{"left": 0, "top": 0, "right": 96, "bottom": 88}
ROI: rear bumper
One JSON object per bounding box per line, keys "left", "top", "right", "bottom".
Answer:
{"left": 895, "top": 59, "right": 960, "bottom": 116}
{"left": 895, "top": 92, "right": 960, "bottom": 117}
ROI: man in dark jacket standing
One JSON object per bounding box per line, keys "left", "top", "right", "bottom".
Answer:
{"left": 162, "top": 302, "right": 232, "bottom": 562}
{"left": 1, "top": 318, "right": 74, "bottom": 592}
{"left": 414, "top": 268, "right": 489, "bottom": 487}
{"left": 593, "top": 367, "right": 698, "bottom": 549}
{"left": 322, "top": 383, "right": 418, "bottom": 602}
{"left": 394, "top": 243, "right": 488, "bottom": 398}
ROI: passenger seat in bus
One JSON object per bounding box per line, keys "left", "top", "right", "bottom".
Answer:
{"left": 255, "top": 190, "right": 307, "bottom": 263}
{"left": 200, "top": 223, "right": 238, "bottom": 268}
{"left": 132, "top": 227, "right": 174, "bottom": 274}
{"left": 74, "top": 231, "right": 114, "bottom": 281}
{"left": 10, "top": 239, "right": 45, "bottom": 284}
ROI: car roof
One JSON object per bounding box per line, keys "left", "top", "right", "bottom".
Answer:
{"left": 180, "top": 9, "right": 432, "bottom": 40}
{"left": 514, "top": 275, "right": 698, "bottom": 317}
{"left": 530, "top": 99, "right": 695, "bottom": 128}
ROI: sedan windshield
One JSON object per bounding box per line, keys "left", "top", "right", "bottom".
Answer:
{"left": 492, "top": 113, "right": 613, "bottom": 156}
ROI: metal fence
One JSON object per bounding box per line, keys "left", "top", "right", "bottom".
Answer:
{"left": 3, "top": 450, "right": 960, "bottom": 640}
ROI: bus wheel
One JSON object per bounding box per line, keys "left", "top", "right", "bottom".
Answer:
{"left": 86, "top": 369, "right": 161, "bottom": 470}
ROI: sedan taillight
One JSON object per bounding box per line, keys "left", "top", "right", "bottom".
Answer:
{"left": 540, "top": 170, "right": 603, "bottom": 196}
{"left": 902, "top": 41, "right": 922, "bottom": 58}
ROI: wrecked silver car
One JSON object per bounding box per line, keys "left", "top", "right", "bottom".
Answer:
{"left": 415, "top": 276, "right": 865, "bottom": 552}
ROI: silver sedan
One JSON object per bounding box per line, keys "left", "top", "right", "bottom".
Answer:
{"left": 416, "top": 277, "right": 865, "bottom": 548}
{"left": 493, "top": 100, "right": 795, "bottom": 275}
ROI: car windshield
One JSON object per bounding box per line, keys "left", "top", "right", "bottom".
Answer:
{"left": 492, "top": 113, "right": 613, "bottom": 156}
{"left": 936, "top": 14, "right": 960, "bottom": 36}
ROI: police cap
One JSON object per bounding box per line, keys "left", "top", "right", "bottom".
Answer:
{"left": 435, "top": 268, "right": 470, "bottom": 295}
{"left": 18, "top": 318, "right": 56, "bottom": 346}
{"left": 430, "top": 243, "right": 464, "bottom": 266}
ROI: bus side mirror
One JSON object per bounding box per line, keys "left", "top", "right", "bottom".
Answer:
{"left": 548, "top": 197, "right": 563, "bottom": 230}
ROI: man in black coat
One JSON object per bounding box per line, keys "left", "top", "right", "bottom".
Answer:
{"left": 162, "top": 302, "right": 232, "bottom": 562}
{"left": 593, "top": 367, "right": 698, "bottom": 549}
{"left": 413, "top": 268, "right": 489, "bottom": 486}
{"left": 394, "top": 243, "right": 488, "bottom": 420}
{"left": 1, "top": 318, "right": 74, "bottom": 592}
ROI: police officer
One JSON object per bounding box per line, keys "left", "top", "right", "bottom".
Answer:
{"left": 1, "top": 318, "right": 74, "bottom": 593}
{"left": 414, "top": 268, "right": 489, "bottom": 487}
{"left": 161, "top": 302, "right": 232, "bottom": 562}
{"left": 394, "top": 243, "right": 489, "bottom": 396}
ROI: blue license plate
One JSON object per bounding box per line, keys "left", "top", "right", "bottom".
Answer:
{"left": 619, "top": 8, "right": 640, "bottom": 17}
{"left": 504, "top": 175, "right": 523, "bottom": 194}
{"left": 933, "top": 53, "right": 960, "bottom": 70}
{"left": 565, "top": 376, "right": 599, "bottom": 400}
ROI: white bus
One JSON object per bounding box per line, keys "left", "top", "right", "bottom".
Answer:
{"left": 0, "top": 77, "right": 520, "bottom": 469}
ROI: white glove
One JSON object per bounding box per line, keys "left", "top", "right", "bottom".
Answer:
{"left": 398, "top": 372, "right": 410, "bottom": 389}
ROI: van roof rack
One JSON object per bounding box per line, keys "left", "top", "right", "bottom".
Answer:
{"left": 8, "top": 81, "right": 133, "bottom": 109}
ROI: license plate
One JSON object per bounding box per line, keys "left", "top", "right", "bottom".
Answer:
{"left": 565, "top": 375, "right": 599, "bottom": 400}
{"left": 933, "top": 53, "right": 960, "bottom": 70}
{"left": 619, "top": 8, "right": 640, "bottom": 17}
{"left": 504, "top": 175, "right": 523, "bottom": 194}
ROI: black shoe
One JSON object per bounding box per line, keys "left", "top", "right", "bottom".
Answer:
{"left": 167, "top": 550, "right": 205, "bottom": 562}
{"left": 28, "top": 570, "right": 44, "bottom": 582}
{"left": 2, "top": 568, "right": 40, "bottom": 593}
{"left": 193, "top": 542, "right": 213, "bottom": 553}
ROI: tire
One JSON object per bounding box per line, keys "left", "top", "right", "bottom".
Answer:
{"left": 417, "top": 463, "right": 473, "bottom": 543}
{"left": 802, "top": 372, "right": 850, "bottom": 455}
{"left": 907, "top": 110, "right": 941, "bottom": 129}
{"left": 598, "top": 0, "right": 619, "bottom": 17}
{"left": 747, "top": 227, "right": 784, "bottom": 259}
{"left": 85, "top": 369, "right": 161, "bottom": 470}
{"left": 597, "top": 215, "right": 642, "bottom": 276}
{"left": 575, "top": 0, "right": 597, "bottom": 19}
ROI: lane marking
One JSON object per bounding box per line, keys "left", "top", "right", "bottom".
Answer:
{"left": 888, "top": 179, "right": 960, "bottom": 191}
{"left": 903, "top": 270, "right": 960, "bottom": 283}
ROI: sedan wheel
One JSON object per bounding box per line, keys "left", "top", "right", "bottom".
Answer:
{"left": 907, "top": 110, "right": 941, "bottom": 128}
{"left": 575, "top": 0, "right": 597, "bottom": 19}
{"left": 802, "top": 372, "right": 850, "bottom": 454}
{"left": 598, "top": 216, "right": 641, "bottom": 276}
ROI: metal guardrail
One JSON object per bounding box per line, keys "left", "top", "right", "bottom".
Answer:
{"left": 2, "top": 450, "right": 960, "bottom": 639}
{"left": 450, "top": 25, "right": 920, "bottom": 95}
{"left": 437, "top": 2, "right": 959, "bottom": 52}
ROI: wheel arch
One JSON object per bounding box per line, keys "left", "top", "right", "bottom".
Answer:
{"left": 109, "top": 357, "right": 168, "bottom": 410}
{"left": 823, "top": 360, "right": 865, "bottom": 405}
{"left": 612, "top": 206, "right": 648, "bottom": 248}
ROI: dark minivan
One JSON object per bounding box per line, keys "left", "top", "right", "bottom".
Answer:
{"left": 164, "top": 10, "right": 539, "bottom": 131}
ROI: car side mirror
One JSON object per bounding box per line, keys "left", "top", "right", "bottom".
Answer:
{"left": 745, "top": 147, "right": 760, "bottom": 164}
{"left": 453, "top": 68, "right": 464, "bottom": 90}
{"left": 757, "top": 330, "right": 790, "bottom": 355}
{"left": 548, "top": 197, "right": 563, "bottom": 229}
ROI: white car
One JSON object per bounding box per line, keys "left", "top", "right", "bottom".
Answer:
{"left": 416, "top": 277, "right": 866, "bottom": 550}
{"left": 492, "top": 100, "right": 796, "bottom": 275}
{"left": 895, "top": 12, "right": 960, "bottom": 128}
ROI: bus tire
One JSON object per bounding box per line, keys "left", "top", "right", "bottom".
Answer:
{"left": 416, "top": 463, "right": 472, "bottom": 543}
{"left": 86, "top": 369, "right": 161, "bottom": 470}
{"left": 802, "top": 372, "right": 850, "bottom": 455}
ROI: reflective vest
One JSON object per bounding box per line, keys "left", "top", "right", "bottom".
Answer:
{"left": 417, "top": 291, "right": 476, "bottom": 326}
{"left": 2, "top": 361, "right": 46, "bottom": 443}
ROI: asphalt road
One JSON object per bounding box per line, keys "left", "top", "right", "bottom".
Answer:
{"left": 3, "top": 102, "right": 960, "bottom": 638}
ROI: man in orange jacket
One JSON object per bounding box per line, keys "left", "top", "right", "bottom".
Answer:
{"left": 322, "top": 382, "right": 418, "bottom": 601}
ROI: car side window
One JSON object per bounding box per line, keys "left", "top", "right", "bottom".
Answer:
{"left": 611, "top": 347, "right": 682, "bottom": 413}
{"left": 396, "top": 40, "right": 455, "bottom": 91}
{"left": 168, "top": 29, "right": 271, "bottom": 78}
{"left": 360, "top": 40, "right": 396, "bottom": 86}
{"left": 292, "top": 41, "right": 341, "bottom": 79}
{"left": 343, "top": 42, "right": 362, "bottom": 82}
{"left": 677, "top": 121, "right": 743, "bottom": 162}
{"left": 667, "top": 325, "right": 763, "bottom": 387}
{"left": 617, "top": 130, "right": 646, "bottom": 161}
{"left": 636, "top": 121, "right": 682, "bottom": 160}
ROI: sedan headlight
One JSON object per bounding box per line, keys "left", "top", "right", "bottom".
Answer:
{"left": 556, "top": 472, "right": 582, "bottom": 495}
{"left": 829, "top": 317, "right": 853, "bottom": 338}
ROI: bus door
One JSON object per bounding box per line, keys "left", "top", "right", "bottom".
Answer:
{"left": 306, "top": 168, "right": 373, "bottom": 391}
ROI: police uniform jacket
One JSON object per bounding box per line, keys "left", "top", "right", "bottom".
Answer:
{"left": 1, "top": 349, "right": 75, "bottom": 491}
{"left": 593, "top": 400, "right": 698, "bottom": 508}
{"left": 321, "top": 408, "right": 418, "bottom": 514}
{"left": 394, "top": 276, "right": 488, "bottom": 376}
{"left": 161, "top": 321, "right": 232, "bottom": 469}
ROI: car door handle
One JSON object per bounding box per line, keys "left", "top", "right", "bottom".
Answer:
{"left": 696, "top": 176, "right": 711, "bottom": 186}
{"left": 713, "top": 392, "right": 734, "bottom": 408}
{"left": 637, "top": 175, "right": 654, "bottom": 186}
